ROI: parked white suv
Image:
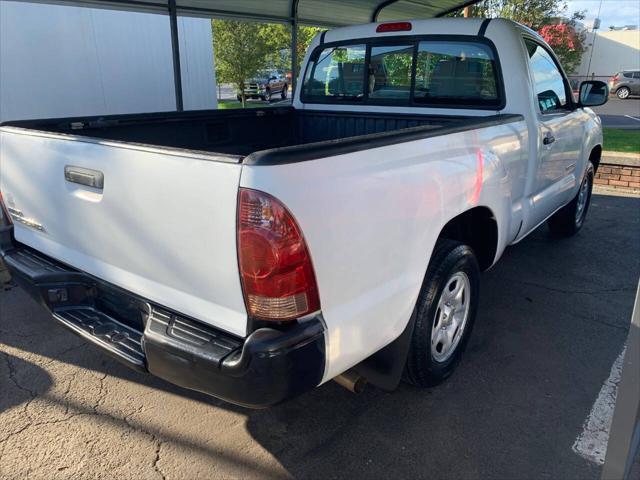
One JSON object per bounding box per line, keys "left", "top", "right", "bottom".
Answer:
{"left": 0, "top": 18, "right": 608, "bottom": 407}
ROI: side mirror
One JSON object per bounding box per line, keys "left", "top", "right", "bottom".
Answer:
{"left": 578, "top": 80, "right": 609, "bottom": 107}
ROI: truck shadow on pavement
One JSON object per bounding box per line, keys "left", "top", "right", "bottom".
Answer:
{"left": 0, "top": 351, "right": 53, "bottom": 414}
{"left": 0, "top": 193, "right": 638, "bottom": 479}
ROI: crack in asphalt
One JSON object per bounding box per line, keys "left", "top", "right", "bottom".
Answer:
{"left": 94, "top": 372, "right": 108, "bottom": 414}
{"left": 0, "top": 350, "right": 39, "bottom": 466}
{"left": 0, "top": 355, "right": 163, "bottom": 476}
{"left": 41, "top": 342, "right": 88, "bottom": 367}
{"left": 507, "top": 280, "right": 635, "bottom": 296}
{"left": 153, "top": 441, "right": 166, "bottom": 480}
{"left": 0, "top": 328, "right": 44, "bottom": 339}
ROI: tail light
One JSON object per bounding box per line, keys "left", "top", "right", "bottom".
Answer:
{"left": 237, "top": 188, "right": 320, "bottom": 321}
{"left": 0, "top": 191, "right": 12, "bottom": 226}
{"left": 376, "top": 22, "right": 412, "bottom": 33}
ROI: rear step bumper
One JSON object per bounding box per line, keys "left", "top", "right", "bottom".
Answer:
{"left": 1, "top": 237, "right": 326, "bottom": 408}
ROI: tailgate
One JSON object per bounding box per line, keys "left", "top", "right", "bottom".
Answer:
{"left": 0, "top": 127, "right": 248, "bottom": 336}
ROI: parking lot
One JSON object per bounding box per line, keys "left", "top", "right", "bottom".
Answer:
{"left": 594, "top": 97, "right": 640, "bottom": 130}
{"left": 1, "top": 190, "right": 639, "bottom": 479}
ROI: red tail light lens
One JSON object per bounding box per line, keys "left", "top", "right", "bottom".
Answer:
{"left": 237, "top": 188, "right": 320, "bottom": 321}
{"left": 376, "top": 22, "right": 412, "bottom": 33}
{"left": 0, "top": 191, "right": 12, "bottom": 226}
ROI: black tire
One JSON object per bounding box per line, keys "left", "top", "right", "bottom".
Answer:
{"left": 281, "top": 84, "right": 288, "bottom": 99}
{"left": 404, "top": 239, "right": 480, "bottom": 388}
{"left": 616, "top": 87, "right": 630, "bottom": 99}
{"left": 547, "top": 162, "right": 594, "bottom": 237}
{"left": 262, "top": 89, "right": 271, "bottom": 102}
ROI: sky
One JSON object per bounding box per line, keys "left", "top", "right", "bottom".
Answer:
{"left": 566, "top": 0, "right": 640, "bottom": 29}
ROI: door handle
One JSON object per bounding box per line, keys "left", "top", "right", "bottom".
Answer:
{"left": 543, "top": 135, "right": 555, "bottom": 145}
{"left": 64, "top": 165, "right": 104, "bottom": 189}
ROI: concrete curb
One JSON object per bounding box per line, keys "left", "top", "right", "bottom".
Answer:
{"left": 602, "top": 151, "right": 640, "bottom": 168}
{"left": 594, "top": 185, "right": 640, "bottom": 198}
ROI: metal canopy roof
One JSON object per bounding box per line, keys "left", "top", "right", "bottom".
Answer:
{"left": 8, "top": 0, "right": 480, "bottom": 111}
{"left": 12, "top": 0, "right": 479, "bottom": 26}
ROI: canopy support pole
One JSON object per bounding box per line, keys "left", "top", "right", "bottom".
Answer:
{"left": 290, "top": 0, "right": 299, "bottom": 95}
{"left": 372, "top": 0, "right": 399, "bottom": 22}
{"left": 168, "top": 0, "right": 184, "bottom": 111}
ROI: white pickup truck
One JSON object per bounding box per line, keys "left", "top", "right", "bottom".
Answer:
{"left": 0, "top": 18, "right": 608, "bottom": 407}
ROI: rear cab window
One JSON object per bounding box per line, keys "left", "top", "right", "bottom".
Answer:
{"left": 301, "top": 36, "right": 504, "bottom": 109}
{"left": 303, "top": 45, "right": 367, "bottom": 101}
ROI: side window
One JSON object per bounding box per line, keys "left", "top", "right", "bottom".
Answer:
{"left": 623, "top": 72, "right": 633, "bottom": 78}
{"left": 632, "top": 72, "right": 640, "bottom": 79}
{"left": 368, "top": 45, "right": 414, "bottom": 100}
{"left": 524, "top": 39, "right": 568, "bottom": 113}
{"left": 302, "top": 45, "right": 366, "bottom": 101}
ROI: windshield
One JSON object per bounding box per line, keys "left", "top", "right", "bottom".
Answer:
{"left": 301, "top": 38, "right": 502, "bottom": 108}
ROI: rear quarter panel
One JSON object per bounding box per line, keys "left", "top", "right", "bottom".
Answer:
{"left": 240, "top": 120, "right": 527, "bottom": 381}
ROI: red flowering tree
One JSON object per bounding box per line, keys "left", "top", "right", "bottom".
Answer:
{"left": 539, "top": 23, "right": 585, "bottom": 74}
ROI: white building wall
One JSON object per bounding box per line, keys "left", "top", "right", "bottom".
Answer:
{"left": 0, "top": 1, "right": 216, "bottom": 122}
{"left": 575, "top": 30, "right": 640, "bottom": 79}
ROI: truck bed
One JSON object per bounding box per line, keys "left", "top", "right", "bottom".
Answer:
{"left": 1, "top": 107, "right": 519, "bottom": 164}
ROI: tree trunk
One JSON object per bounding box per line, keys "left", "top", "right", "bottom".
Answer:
{"left": 239, "top": 82, "right": 246, "bottom": 108}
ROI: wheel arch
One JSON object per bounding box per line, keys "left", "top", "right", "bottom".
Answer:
{"left": 438, "top": 206, "right": 499, "bottom": 271}
{"left": 589, "top": 144, "right": 602, "bottom": 172}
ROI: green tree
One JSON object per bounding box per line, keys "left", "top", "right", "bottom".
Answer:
{"left": 258, "top": 24, "right": 324, "bottom": 76}
{"left": 464, "top": 0, "right": 565, "bottom": 28}
{"left": 212, "top": 19, "right": 269, "bottom": 107}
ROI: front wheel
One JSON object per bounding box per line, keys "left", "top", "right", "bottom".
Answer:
{"left": 616, "top": 87, "right": 630, "bottom": 99}
{"left": 281, "top": 85, "right": 288, "bottom": 99}
{"left": 404, "top": 239, "right": 480, "bottom": 387}
{"left": 547, "top": 162, "right": 594, "bottom": 236}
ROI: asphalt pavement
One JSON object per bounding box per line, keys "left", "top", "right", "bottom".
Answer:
{"left": 593, "top": 97, "right": 640, "bottom": 130}
{"left": 1, "top": 191, "right": 639, "bottom": 479}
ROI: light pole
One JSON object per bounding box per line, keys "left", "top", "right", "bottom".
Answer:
{"left": 585, "top": 0, "right": 604, "bottom": 81}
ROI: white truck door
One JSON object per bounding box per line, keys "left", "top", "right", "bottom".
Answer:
{"left": 524, "top": 38, "right": 582, "bottom": 227}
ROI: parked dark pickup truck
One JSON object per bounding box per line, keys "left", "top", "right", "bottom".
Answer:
{"left": 238, "top": 71, "right": 288, "bottom": 102}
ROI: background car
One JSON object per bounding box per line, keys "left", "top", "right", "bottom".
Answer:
{"left": 237, "top": 71, "right": 288, "bottom": 102}
{"left": 608, "top": 70, "right": 640, "bottom": 99}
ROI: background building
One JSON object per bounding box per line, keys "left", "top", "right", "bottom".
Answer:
{"left": 0, "top": 1, "right": 217, "bottom": 122}
{"left": 573, "top": 28, "right": 640, "bottom": 82}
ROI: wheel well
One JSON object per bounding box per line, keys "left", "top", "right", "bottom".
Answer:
{"left": 439, "top": 207, "right": 498, "bottom": 271}
{"left": 590, "top": 145, "right": 602, "bottom": 173}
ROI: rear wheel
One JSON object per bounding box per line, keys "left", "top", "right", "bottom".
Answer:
{"left": 404, "top": 239, "right": 480, "bottom": 387}
{"left": 616, "top": 87, "right": 630, "bottom": 99}
{"left": 547, "top": 162, "right": 594, "bottom": 236}
{"left": 281, "top": 84, "right": 288, "bottom": 99}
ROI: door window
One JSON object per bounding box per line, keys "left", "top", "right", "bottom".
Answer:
{"left": 524, "top": 39, "right": 569, "bottom": 113}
